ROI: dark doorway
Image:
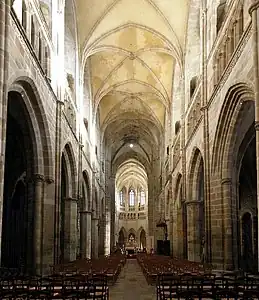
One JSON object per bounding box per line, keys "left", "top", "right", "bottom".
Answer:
{"left": 238, "top": 135, "right": 257, "bottom": 272}
{"left": 2, "top": 92, "right": 35, "bottom": 274}
{"left": 60, "top": 154, "right": 66, "bottom": 263}
{"left": 241, "top": 212, "right": 253, "bottom": 271}
{"left": 182, "top": 199, "right": 188, "bottom": 259}
{"left": 140, "top": 229, "right": 146, "bottom": 249}
{"left": 118, "top": 229, "right": 125, "bottom": 247}
{"left": 198, "top": 163, "right": 205, "bottom": 261}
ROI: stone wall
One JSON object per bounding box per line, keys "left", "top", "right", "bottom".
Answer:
{"left": 0, "top": 1, "right": 105, "bottom": 274}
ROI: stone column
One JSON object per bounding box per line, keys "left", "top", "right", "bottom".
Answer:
{"left": 54, "top": 100, "right": 63, "bottom": 264}
{"left": 98, "top": 216, "right": 105, "bottom": 256}
{"left": 33, "top": 174, "right": 45, "bottom": 275}
{"left": 201, "top": 5, "right": 212, "bottom": 264}
{"left": 249, "top": 0, "right": 259, "bottom": 271}
{"left": 80, "top": 211, "right": 92, "bottom": 259}
{"left": 186, "top": 201, "right": 200, "bottom": 262}
{"left": 221, "top": 178, "right": 236, "bottom": 270}
{"left": 91, "top": 217, "right": 99, "bottom": 258}
{"left": 104, "top": 203, "right": 111, "bottom": 255}
{"left": 0, "top": 1, "right": 10, "bottom": 263}
{"left": 64, "top": 197, "right": 77, "bottom": 262}
{"left": 175, "top": 208, "right": 182, "bottom": 257}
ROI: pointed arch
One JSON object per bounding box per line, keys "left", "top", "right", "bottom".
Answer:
{"left": 187, "top": 147, "right": 204, "bottom": 201}
{"left": 119, "top": 226, "right": 127, "bottom": 238}
{"left": 62, "top": 142, "right": 77, "bottom": 198}
{"left": 8, "top": 76, "right": 54, "bottom": 180}
{"left": 174, "top": 173, "right": 183, "bottom": 207}
{"left": 211, "top": 83, "right": 254, "bottom": 178}
{"left": 128, "top": 228, "right": 136, "bottom": 238}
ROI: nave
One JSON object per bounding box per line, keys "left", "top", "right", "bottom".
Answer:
{"left": 110, "top": 260, "right": 156, "bottom": 300}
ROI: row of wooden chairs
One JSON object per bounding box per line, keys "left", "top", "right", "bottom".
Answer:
{"left": 157, "top": 273, "right": 259, "bottom": 300}
{"left": 50, "top": 253, "right": 126, "bottom": 286}
{"left": 137, "top": 254, "right": 210, "bottom": 285}
{"left": 0, "top": 273, "right": 109, "bottom": 299}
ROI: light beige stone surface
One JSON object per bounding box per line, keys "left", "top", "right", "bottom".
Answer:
{"left": 110, "top": 260, "right": 156, "bottom": 300}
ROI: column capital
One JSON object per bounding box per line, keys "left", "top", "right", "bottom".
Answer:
{"left": 221, "top": 178, "right": 232, "bottom": 185}
{"left": 64, "top": 197, "right": 78, "bottom": 202}
{"left": 80, "top": 210, "right": 92, "bottom": 215}
{"left": 45, "top": 176, "right": 54, "bottom": 184}
{"left": 249, "top": 1, "right": 259, "bottom": 15}
{"left": 185, "top": 200, "right": 202, "bottom": 206}
{"left": 56, "top": 99, "right": 64, "bottom": 105}
{"left": 33, "top": 174, "right": 45, "bottom": 183}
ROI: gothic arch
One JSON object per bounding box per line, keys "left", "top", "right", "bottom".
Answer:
{"left": 1, "top": 80, "right": 53, "bottom": 271}
{"left": 62, "top": 143, "right": 77, "bottom": 198}
{"left": 187, "top": 147, "right": 205, "bottom": 261}
{"left": 187, "top": 147, "right": 204, "bottom": 201}
{"left": 128, "top": 228, "right": 136, "bottom": 238}
{"left": 211, "top": 83, "right": 254, "bottom": 178}
{"left": 211, "top": 83, "right": 256, "bottom": 270}
{"left": 119, "top": 226, "right": 127, "bottom": 238}
{"left": 8, "top": 77, "right": 54, "bottom": 180}
{"left": 137, "top": 226, "right": 145, "bottom": 241}
{"left": 139, "top": 228, "right": 147, "bottom": 248}
{"left": 174, "top": 173, "right": 183, "bottom": 207}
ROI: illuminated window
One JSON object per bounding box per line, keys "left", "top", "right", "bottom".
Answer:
{"left": 140, "top": 190, "right": 145, "bottom": 205}
{"left": 119, "top": 190, "right": 124, "bottom": 206}
{"left": 129, "top": 189, "right": 135, "bottom": 207}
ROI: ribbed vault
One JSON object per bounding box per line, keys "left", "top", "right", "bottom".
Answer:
{"left": 116, "top": 159, "right": 148, "bottom": 191}
{"left": 76, "top": 0, "right": 189, "bottom": 157}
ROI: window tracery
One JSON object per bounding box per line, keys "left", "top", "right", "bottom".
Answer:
{"left": 140, "top": 190, "right": 145, "bottom": 206}
{"left": 129, "top": 189, "right": 135, "bottom": 207}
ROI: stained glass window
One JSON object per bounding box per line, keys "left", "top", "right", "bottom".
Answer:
{"left": 119, "top": 190, "right": 124, "bottom": 206}
{"left": 129, "top": 189, "right": 135, "bottom": 206}
{"left": 140, "top": 190, "right": 145, "bottom": 205}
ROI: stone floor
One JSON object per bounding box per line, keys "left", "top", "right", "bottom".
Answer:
{"left": 109, "top": 259, "right": 156, "bottom": 300}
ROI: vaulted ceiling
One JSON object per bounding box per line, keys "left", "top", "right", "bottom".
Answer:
{"left": 75, "top": 0, "right": 189, "bottom": 166}
{"left": 115, "top": 159, "right": 148, "bottom": 191}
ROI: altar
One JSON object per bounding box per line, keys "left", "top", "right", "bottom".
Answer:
{"left": 125, "top": 233, "right": 137, "bottom": 258}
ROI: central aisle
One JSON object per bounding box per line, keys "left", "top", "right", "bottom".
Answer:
{"left": 110, "top": 259, "right": 156, "bottom": 300}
